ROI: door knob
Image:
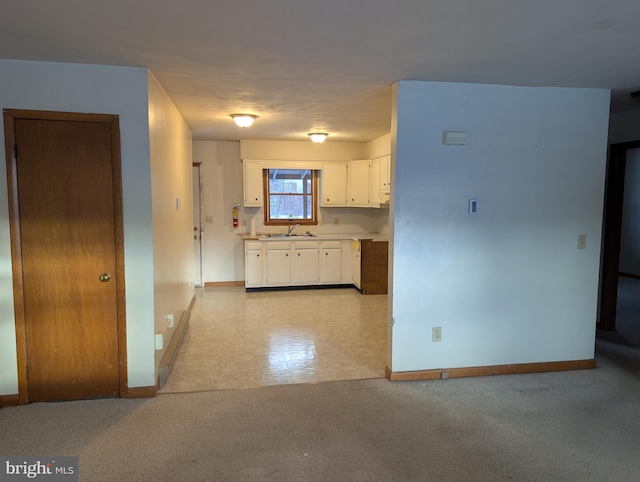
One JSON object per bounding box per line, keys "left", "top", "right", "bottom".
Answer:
{"left": 99, "top": 273, "right": 111, "bottom": 283}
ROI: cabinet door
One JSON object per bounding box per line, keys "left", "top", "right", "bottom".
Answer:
{"left": 243, "top": 160, "right": 263, "bottom": 207}
{"left": 348, "top": 160, "right": 370, "bottom": 206}
{"left": 341, "top": 240, "right": 353, "bottom": 283}
{"left": 245, "top": 250, "right": 264, "bottom": 287}
{"left": 266, "top": 249, "right": 291, "bottom": 285}
{"left": 369, "top": 158, "right": 381, "bottom": 208}
{"left": 322, "top": 163, "right": 347, "bottom": 206}
{"left": 321, "top": 248, "right": 342, "bottom": 284}
{"left": 379, "top": 155, "right": 390, "bottom": 194}
{"left": 293, "top": 248, "right": 319, "bottom": 285}
{"left": 351, "top": 241, "right": 361, "bottom": 288}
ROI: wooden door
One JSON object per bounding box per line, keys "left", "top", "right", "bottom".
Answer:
{"left": 4, "top": 110, "right": 126, "bottom": 403}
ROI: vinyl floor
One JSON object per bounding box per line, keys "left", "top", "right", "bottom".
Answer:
{"left": 161, "top": 287, "right": 388, "bottom": 393}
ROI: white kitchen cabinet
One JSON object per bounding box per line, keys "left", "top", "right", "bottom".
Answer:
{"left": 293, "top": 241, "right": 319, "bottom": 285}
{"left": 369, "top": 158, "right": 381, "bottom": 208}
{"left": 378, "top": 155, "right": 390, "bottom": 194}
{"left": 320, "top": 240, "right": 342, "bottom": 284}
{"left": 244, "top": 242, "right": 264, "bottom": 287}
{"left": 322, "top": 163, "right": 348, "bottom": 206}
{"left": 351, "top": 240, "right": 361, "bottom": 289}
{"left": 243, "top": 160, "right": 263, "bottom": 207}
{"left": 245, "top": 238, "right": 376, "bottom": 294}
{"left": 348, "top": 160, "right": 370, "bottom": 207}
{"left": 341, "top": 240, "right": 353, "bottom": 283}
{"left": 265, "top": 242, "right": 291, "bottom": 286}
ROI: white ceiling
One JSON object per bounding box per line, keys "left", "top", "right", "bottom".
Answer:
{"left": 1, "top": 0, "right": 640, "bottom": 142}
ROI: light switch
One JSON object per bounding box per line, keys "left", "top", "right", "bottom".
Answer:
{"left": 577, "top": 234, "right": 587, "bottom": 250}
{"left": 443, "top": 131, "right": 467, "bottom": 145}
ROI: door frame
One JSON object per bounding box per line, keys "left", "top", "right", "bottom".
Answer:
{"left": 3, "top": 109, "right": 128, "bottom": 404}
{"left": 598, "top": 140, "right": 640, "bottom": 331}
{"left": 192, "top": 162, "right": 203, "bottom": 287}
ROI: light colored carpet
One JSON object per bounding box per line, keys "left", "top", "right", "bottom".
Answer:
{"left": 1, "top": 339, "right": 639, "bottom": 481}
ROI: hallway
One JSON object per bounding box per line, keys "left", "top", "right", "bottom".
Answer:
{"left": 161, "top": 287, "right": 388, "bottom": 393}
{"left": 598, "top": 275, "right": 640, "bottom": 347}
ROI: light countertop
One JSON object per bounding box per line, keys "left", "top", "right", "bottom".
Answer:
{"left": 243, "top": 232, "right": 388, "bottom": 242}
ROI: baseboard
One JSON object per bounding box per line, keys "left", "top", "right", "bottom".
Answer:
{"left": 619, "top": 271, "right": 640, "bottom": 280}
{"left": 0, "top": 394, "right": 20, "bottom": 408}
{"left": 385, "top": 359, "right": 596, "bottom": 381}
{"left": 124, "top": 383, "right": 158, "bottom": 398}
{"left": 204, "top": 281, "right": 245, "bottom": 287}
{"left": 158, "top": 295, "right": 195, "bottom": 386}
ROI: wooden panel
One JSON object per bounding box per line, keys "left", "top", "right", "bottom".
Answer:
{"left": 0, "top": 394, "right": 21, "bottom": 407}
{"left": 124, "top": 385, "right": 158, "bottom": 398}
{"left": 386, "top": 359, "right": 596, "bottom": 381}
{"left": 204, "top": 281, "right": 246, "bottom": 287}
{"left": 361, "top": 239, "right": 388, "bottom": 295}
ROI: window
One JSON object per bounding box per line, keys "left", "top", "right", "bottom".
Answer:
{"left": 264, "top": 169, "right": 318, "bottom": 225}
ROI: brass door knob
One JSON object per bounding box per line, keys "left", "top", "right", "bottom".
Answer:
{"left": 99, "top": 273, "right": 111, "bottom": 283}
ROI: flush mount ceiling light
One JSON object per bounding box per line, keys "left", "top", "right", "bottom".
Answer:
{"left": 308, "top": 132, "right": 329, "bottom": 143}
{"left": 230, "top": 114, "right": 258, "bottom": 128}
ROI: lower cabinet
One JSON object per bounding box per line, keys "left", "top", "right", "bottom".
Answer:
{"left": 265, "top": 242, "right": 292, "bottom": 286}
{"left": 245, "top": 241, "right": 264, "bottom": 288}
{"left": 245, "top": 237, "right": 387, "bottom": 292}
{"left": 320, "top": 241, "right": 342, "bottom": 284}
{"left": 351, "top": 240, "right": 361, "bottom": 289}
{"left": 293, "top": 242, "right": 319, "bottom": 285}
{"left": 245, "top": 239, "right": 352, "bottom": 289}
{"left": 355, "top": 239, "right": 388, "bottom": 295}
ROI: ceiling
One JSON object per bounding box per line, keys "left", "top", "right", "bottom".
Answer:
{"left": 1, "top": 0, "right": 640, "bottom": 143}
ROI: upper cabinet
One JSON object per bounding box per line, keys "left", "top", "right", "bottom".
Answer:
{"left": 378, "top": 155, "right": 390, "bottom": 195}
{"left": 243, "top": 160, "right": 263, "bottom": 207}
{"left": 321, "top": 163, "right": 348, "bottom": 206}
{"left": 321, "top": 159, "right": 389, "bottom": 208}
{"left": 347, "top": 160, "right": 370, "bottom": 207}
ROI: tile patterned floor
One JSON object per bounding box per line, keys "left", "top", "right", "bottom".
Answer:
{"left": 160, "top": 287, "right": 388, "bottom": 393}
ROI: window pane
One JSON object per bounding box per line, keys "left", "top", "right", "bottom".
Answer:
{"left": 269, "top": 195, "right": 311, "bottom": 219}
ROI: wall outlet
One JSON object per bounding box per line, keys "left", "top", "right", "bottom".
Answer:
{"left": 204, "top": 215, "right": 213, "bottom": 224}
{"left": 577, "top": 234, "right": 587, "bottom": 250}
{"left": 155, "top": 333, "right": 164, "bottom": 350}
{"left": 333, "top": 217, "right": 339, "bottom": 225}
{"left": 432, "top": 326, "right": 442, "bottom": 342}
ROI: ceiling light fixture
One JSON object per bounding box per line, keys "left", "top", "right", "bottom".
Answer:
{"left": 230, "top": 114, "right": 258, "bottom": 128}
{"left": 308, "top": 132, "right": 329, "bottom": 143}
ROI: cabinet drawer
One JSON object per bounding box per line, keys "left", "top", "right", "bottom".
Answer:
{"left": 266, "top": 241, "right": 291, "bottom": 250}
{"left": 293, "top": 240, "right": 319, "bottom": 249}
{"left": 321, "top": 240, "right": 341, "bottom": 249}
{"left": 245, "top": 241, "right": 262, "bottom": 250}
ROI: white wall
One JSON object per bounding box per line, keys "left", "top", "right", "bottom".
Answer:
{"left": 620, "top": 149, "right": 640, "bottom": 275}
{"left": 148, "top": 72, "right": 194, "bottom": 367}
{"left": 195, "top": 139, "right": 388, "bottom": 283}
{"left": 390, "top": 81, "right": 610, "bottom": 372}
{"left": 241, "top": 139, "right": 367, "bottom": 161}
{"left": 0, "top": 60, "right": 155, "bottom": 394}
{"left": 367, "top": 133, "right": 391, "bottom": 159}
{"left": 193, "top": 140, "right": 245, "bottom": 283}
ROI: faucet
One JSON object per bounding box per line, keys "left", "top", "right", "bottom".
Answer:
{"left": 287, "top": 223, "right": 301, "bottom": 236}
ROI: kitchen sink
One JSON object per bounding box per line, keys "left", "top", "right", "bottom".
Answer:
{"left": 266, "top": 233, "right": 316, "bottom": 238}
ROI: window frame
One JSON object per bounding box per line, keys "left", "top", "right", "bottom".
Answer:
{"left": 263, "top": 168, "right": 318, "bottom": 226}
